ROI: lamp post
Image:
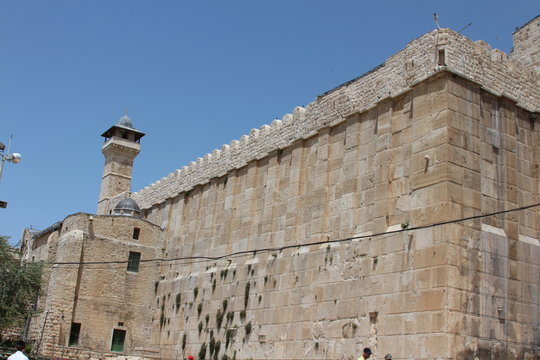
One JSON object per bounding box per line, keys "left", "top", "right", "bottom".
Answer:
{"left": 0, "top": 139, "right": 22, "bottom": 208}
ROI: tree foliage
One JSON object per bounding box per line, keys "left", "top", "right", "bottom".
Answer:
{"left": 0, "top": 236, "right": 42, "bottom": 331}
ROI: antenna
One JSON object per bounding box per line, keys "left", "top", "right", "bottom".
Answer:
{"left": 6, "top": 134, "right": 13, "bottom": 154}
{"left": 458, "top": 22, "right": 472, "bottom": 34}
{"left": 433, "top": 13, "right": 441, "bottom": 29}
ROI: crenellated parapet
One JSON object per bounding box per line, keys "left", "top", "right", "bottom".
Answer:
{"left": 441, "top": 30, "right": 539, "bottom": 110}
{"left": 132, "top": 106, "right": 306, "bottom": 209}
{"left": 133, "top": 28, "right": 539, "bottom": 210}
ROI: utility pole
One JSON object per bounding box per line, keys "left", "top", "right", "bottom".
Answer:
{"left": 0, "top": 137, "right": 22, "bottom": 208}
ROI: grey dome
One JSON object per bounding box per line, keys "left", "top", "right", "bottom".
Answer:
{"left": 113, "top": 198, "right": 141, "bottom": 217}
{"left": 118, "top": 114, "right": 133, "bottom": 128}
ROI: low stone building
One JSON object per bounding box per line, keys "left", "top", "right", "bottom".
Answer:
{"left": 21, "top": 16, "right": 539, "bottom": 360}
{"left": 20, "top": 118, "right": 164, "bottom": 359}
{"left": 21, "top": 212, "right": 162, "bottom": 358}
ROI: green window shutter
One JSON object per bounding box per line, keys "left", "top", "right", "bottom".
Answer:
{"left": 111, "top": 329, "right": 126, "bottom": 352}
{"left": 127, "top": 251, "right": 141, "bottom": 272}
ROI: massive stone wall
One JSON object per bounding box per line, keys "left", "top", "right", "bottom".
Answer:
{"left": 153, "top": 228, "right": 453, "bottom": 359}
{"left": 443, "top": 75, "right": 539, "bottom": 358}
{"left": 139, "top": 69, "right": 539, "bottom": 359}
{"left": 145, "top": 72, "right": 457, "bottom": 253}
{"left": 141, "top": 74, "right": 452, "bottom": 359}
{"left": 132, "top": 28, "right": 539, "bottom": 210}
{"left": 124, "top": 23, "right": 540, "bottom": 359}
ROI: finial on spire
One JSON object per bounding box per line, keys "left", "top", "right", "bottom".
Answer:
{"left": 118, "top": 109, "right": 133, "bottom": 128}
{"left": 433, "top": 13, "right": 441, "bottom": 29}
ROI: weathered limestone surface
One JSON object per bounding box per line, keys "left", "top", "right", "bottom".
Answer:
{"left": 151, "top": 229, "right": 454, "bottom": 360}
{"left": 141, "top": 74, "right": 538, "bottom": 360}
{"left": 22, "top": 214, "right": 163, "bottom": 358}
{"left": 132, "top": 28, "right": 539, "bottom": 210}
{"left": 510, "top": 15, "right": 540, "bottom": 75}
{"left": 98, "top": 134, "right": 142, "bottom": 215}
{"left": 134, "top": 21, "right": 539, "bottom": 360}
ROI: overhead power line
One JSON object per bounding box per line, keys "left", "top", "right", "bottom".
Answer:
{"left": 47, "top": 202, "right": 540, "bottom": 268}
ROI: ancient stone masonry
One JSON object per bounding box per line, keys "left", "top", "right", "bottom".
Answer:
{"left": 142, "top": 73, "right": 538, "bottom": 360}
{"left": 132, "top": 28, "right": 539, "bottom": 210}
{"left": 510, "top": 15, "right": 540, "bottom": 74}
{"left": 134, "top": 22, "right": 539, "bottom": 360}
{"left": 20, "top": 17, "right": 540, "bottom": 360}
{"left": 21, "top": 213, "right": 164, "bottom": 358}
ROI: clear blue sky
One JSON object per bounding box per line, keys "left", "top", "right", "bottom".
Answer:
{"left": 0, "top": 1, "right": 538, "bottom": 245}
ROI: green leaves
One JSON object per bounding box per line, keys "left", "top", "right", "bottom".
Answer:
{"left": 0, "top": 236, "right": 42, "bottom": 331}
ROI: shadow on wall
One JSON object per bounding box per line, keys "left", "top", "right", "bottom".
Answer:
{"left": 458, "top": 345, "right": 538, "bottom": 360}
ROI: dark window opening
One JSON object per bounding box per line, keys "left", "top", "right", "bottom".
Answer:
{"left": 132, "top": 227, "right": 140, "bottom": 240}
{"left": 111, "top": 329, "right": 126, "bottom": 352}
{"left": 127, "top": 251, "right": 141, "bottom": 273}
{"left": 68, "top": 323, "right": 81, "bottom": 346}
{"left": 438, "top": 49, "right": 446, "bottom": 66}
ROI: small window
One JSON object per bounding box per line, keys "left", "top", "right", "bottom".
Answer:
{"left": 438, "top": 49, "right": 446, "bottom": 66}
{"left": 132, "top": 227, "right": 140, "bottom": 240}
{"left": 127, "top": 251, "right": 141, "bottom": 273}
{"left": 111, "top": 329, "right": 126, "bottom": 352}
{"left": 68, "top": 323, "right": 81, "bottom": 346}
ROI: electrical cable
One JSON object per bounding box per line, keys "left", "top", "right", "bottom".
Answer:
{"left": 45, "top": 202, "right": 540, "bottom": 267}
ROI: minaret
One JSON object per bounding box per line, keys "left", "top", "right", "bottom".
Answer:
{"left": 97, "top": 114, "right": 145, "bottom": 215}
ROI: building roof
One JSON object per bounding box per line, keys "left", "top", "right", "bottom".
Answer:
{"left": 31, "top": 221, "right": 62, "bottom": 239}
{"left": 100, "top": 116, "right": 146, "bottom": 141}
{"left": 115, "top": 198, "right": 141, "bottom": 212}
{"left": 113, "top": 198, "right": 141, "bottom": 217}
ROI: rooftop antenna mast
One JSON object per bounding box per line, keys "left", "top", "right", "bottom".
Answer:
{"left": 433, "top": 13, "right": 441, "bottom": 29}
{"left": 458, "top": 22, "right": 472, "bottom": 34}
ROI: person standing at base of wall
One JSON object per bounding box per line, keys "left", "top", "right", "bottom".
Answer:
{"left": 7, "top": 341, "right": 29, "bottom": 360}
{"left": 358, "top": 347, "right": 372, "bottom": 360}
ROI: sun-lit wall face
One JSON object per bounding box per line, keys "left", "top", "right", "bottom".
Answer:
{"left": 127, "top": 26, "right": 540, "bottom": 360}
{"left": 142, "top": 72, "right": 539, "bottom": 359}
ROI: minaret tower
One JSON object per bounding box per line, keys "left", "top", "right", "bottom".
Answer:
{"left": 97, "top": 113, "right": 145, "bottom": 215}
